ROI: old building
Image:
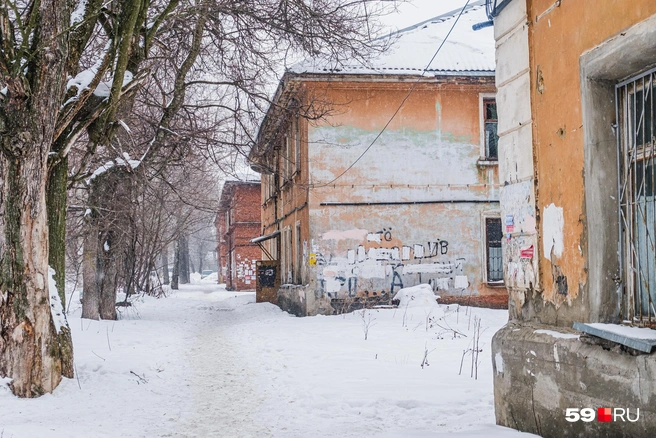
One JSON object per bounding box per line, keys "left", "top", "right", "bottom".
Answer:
{"left": 216, "top": 181, "right": 262, "bottom": 291}
{"left": 489, "top": 0, "right": 656, "bottom": 436}
{"left": 248, "top": 1, "right": 506, "bottom": 316}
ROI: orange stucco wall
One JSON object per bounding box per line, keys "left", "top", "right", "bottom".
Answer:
{"left": 300, "top": 78, "right": 503, "bottom": 302}
{"left": 528, "top": 0, "right": 656, "bottom": 303}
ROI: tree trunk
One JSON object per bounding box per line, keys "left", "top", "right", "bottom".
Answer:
{"left": 171, "top": 241, "right": 180, "bottom": 290}
{"left": 179, "top": 235, "right": 190, "bottom": 284}
{"left": 46, "top": 156, "right": 68, "bottom": 306}
{"left": 162, "top": 249, "right": 170, "bottom": 285}
{"left": 0, "top": 154, "right": 68, "bottom": 397}
{"left": 82, "top": 226, "right": 101, "bottom": 320}
{"left": 81, "top": 168, "right": 130, "bottom": 320}
{"left": 0, "top": 0, "right": 72, "bottom": 397}
{"left": 98, "top": 229, "right": 118, "bottom": 320}
{"left": 197, "top": 242, "right": 205, "bottom": 274}
{"left": 46, "top": 155, "right": 74, "bottom": 378}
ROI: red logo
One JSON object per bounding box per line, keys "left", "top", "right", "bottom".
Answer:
{"left": 598, "top": 408, "right": 612, "bottom": 423}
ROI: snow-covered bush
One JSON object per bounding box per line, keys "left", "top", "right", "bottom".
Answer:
{"left": 393, "top": 284, "right": 440, "bottom": 308}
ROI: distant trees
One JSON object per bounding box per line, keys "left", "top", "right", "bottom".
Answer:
{"left": 0, "top": 0, "right": 398, "bottom": 397}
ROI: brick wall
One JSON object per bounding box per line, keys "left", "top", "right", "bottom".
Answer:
{"left": 216, "top": 181, "right": 262, "bottom": 290}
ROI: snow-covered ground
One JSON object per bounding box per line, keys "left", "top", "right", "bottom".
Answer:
{"left": 0, "top": 282, "right": 538, "bottom": 438}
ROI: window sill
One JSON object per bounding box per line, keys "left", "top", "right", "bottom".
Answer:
{"left": 477, "top": 159, "right": 499, "bottom": 167}
{"left": 573, "top": 322, "right": 656, "bottom": 354}
{"left": 486, "top": 280, "right": 506, "bottom": 288}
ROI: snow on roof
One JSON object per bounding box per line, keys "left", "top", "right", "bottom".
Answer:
{"left": 290, "top": 0, "right": 493, "bottom": 77}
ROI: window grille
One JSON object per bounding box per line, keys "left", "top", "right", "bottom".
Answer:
{"left": 486, "top": 218, "right": 503, "bottom": 282}
{"left": 616, "top": 67, "right": 656, "bottom": 325}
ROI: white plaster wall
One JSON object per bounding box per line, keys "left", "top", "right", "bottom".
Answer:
{"left": 495, "top": 0, "right": 540, "bottom": 290}
{"left": 307, "top": 125, "right": 497, "bottom": 204}
{"left": 306, "top": 203, "right": 493, "bottom": 298}
{"left": 302, "top": 81, "right": 501, "bottom": 298}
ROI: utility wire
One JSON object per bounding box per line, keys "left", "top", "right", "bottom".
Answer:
{"left": 312, "top": 0, "right": 472, "bottom": 188}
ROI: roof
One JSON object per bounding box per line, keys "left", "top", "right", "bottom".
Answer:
{"left": 248, "top": 0, "right": 494, "bottom": 172}
{"left": 289, "top": 0, "right": 494, "bottom": 77}
{"left": 218, "top": 180, "right": 261, "bottom": 209}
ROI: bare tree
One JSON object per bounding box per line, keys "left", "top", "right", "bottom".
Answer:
{"left": 0, "top": 0, "right": 400, "bottom": 397}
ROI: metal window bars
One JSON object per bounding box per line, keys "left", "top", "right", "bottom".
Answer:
{"left": 486, "top": 218, "right": 503, "bottom": 282}
{"left": 617, "top": 67, "right": 656, "bottom": 326}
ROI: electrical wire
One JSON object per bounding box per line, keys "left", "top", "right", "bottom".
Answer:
{"left": 311, "top": 0, "right": 473, "bottom": 189}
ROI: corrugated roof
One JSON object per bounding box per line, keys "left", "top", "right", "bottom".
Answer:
{"left": 289, "top": 0, "right": 494, "bottom": 76}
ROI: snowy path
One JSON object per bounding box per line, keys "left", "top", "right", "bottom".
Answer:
{"left": 0, "top": 283, "right": 538, "bottom": 438}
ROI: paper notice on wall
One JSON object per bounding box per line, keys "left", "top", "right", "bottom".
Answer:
{"left": 245, "top": 280, "right": 251, "bottom": 284}
{"left": 454, "top": 275, "right": 469, "bottom": 289}
{"left": 520, "top": 245, "right": 534, "bottom": 259}
{"left": 505, "top": 214, "right": 515, "bottom": 233}
{"left": 308, "top": 254, "right": 317, "bottom": 266}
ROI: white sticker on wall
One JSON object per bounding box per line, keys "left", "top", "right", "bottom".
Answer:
{"left": 454, "top": 275, "right": 469, "bottom": 289}
{"left": 543, "top": 203, "right": 564, "bottom": 260}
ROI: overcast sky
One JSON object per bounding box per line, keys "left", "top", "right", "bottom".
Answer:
{"left": 380, "top": 0, "right": 473, "bottom": 30}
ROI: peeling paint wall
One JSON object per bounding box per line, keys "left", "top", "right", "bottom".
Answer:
{"left": 303, "top": 80, "right": 503, "bottom": 303}
{"left": 495, "top": 0, "right": 656, "bottom": 325}
{"left": 493, "top": 2, "right": 656, "bottom": 437}
{"left": 494, "top": 0, "right": 540, "bottom": 318}
{"left": 307, "top": 204, "right": 496, "bottom": 299}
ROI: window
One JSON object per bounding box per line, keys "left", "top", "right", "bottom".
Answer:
{"left": 617, "top": 68, "right": 656, "bottom": 323}
{"left": 281, "top": 226, "right": 293, "bottom": 284}
{"left": 264, "top": 173, "right": 276, "bottom": 200}
{"left": 282, "top": 134, "right": 292, "bottom": 183}
{"left": 281, "top": 117, "right": 301, "bottom": 183}
{"left": 294, "top": 116, "right": 301, "bottom": 175}
{"left": 294, "top": 221, "right": 302, "bottom": 283}
{"left": 485, "top": 218, "right": 503, "bottom": 283}
{"left": 484, "top": 99, "right": 499, "bottom": 160}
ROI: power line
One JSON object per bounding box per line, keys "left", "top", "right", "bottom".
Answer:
{"left": 312, "top": 0, "right": 473, "bottom": 189}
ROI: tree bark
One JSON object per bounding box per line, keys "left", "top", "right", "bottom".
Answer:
{"left": 46, "top": 156, "right": 68, "bottom": 306}
{"left": 162, "top": 249, "right": 170, "bottom": 285}
{"left": 81, "top": 168, "right": 131, "bottom": 320}
{"left": 46, "top": 155, "right": 74, "bottom": 377}
{"left": 179, "top": 235, "right": 190, "bottom": 284}
{"left": 0, "top": 1, "right": 72, "bottom": 397}
{"left": 171, "top": 241, "right": 180, "bottom": 290}
{"left": 82, "top": 225, "right": 101, "bottom": 320}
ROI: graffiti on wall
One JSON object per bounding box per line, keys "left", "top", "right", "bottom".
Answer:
{"left": 315, "top": 228, "right": 468, "bottom": 298}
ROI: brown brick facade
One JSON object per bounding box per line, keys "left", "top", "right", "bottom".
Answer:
{"left": 216, "top": 181, "right": 262, "bottom": 291}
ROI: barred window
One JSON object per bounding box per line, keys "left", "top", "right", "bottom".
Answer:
{"left": 617, "top": 68, "right": 656, "bottom": 324}
{"left": 486, "top": 218, "right": 503, "bottom": 283}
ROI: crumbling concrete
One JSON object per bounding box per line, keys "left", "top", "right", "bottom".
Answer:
{"left": 278, "top": 284, "right": 334, "bottom": 317}
{"left": 493, "top": 324, "right": 655, "bottom": 437}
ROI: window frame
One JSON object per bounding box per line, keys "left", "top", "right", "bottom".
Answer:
{"left": 480, "top": 211, "right": 504, "bottom": 286}
{"left": 617, "top": 67, "right": 656, "bottom": 326}
{"left": 292, "top": 116, "right": 301, "bottom": 176}
{"left": 281, "top": 226, "right": 293, "bottom": 284}
{"left": 478, "top": 93, "right": 499, "bottom": 163}
{"left": 294, "top": 221, "right": 302, "bottom": 284}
